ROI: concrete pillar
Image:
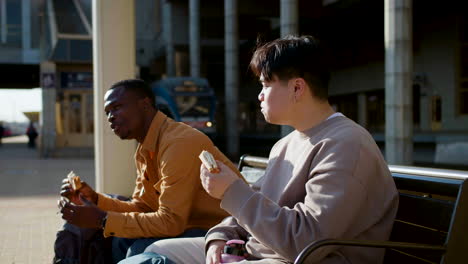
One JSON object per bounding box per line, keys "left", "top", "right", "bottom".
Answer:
{"left": 385, "top": 0, "right": 413, "bottom": 165}
{"left": 358, "top": 92, "right": 367, "bottom": 128}
{"left": 92, "top": 0, "right": 137, "bottom": 195}
{"left": 163, "top": 0, "right": 175, "bottom": 77}
{"left": 280, "top": 0, "right": 298, "bottom": 37}
{"left": 21, "top": 0, "right": 31, "bottom": 51}
{"left": 224, "top": 0, "right": 239, "bottom": 158}
{"left": 280, "top": 0, "right": 298, "bottom": 137}
{"left": 189, "top": 0, "right": 200, "bottom": 77}
{"left": 39, "top": 61, "right": 56, "bottom": 158}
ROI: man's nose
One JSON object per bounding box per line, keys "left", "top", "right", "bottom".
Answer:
{"left": 258, "top": 91, "right": 264, "bottom": 101}
{"left": 107, "top": 112, "right": 115, "bottom": 122}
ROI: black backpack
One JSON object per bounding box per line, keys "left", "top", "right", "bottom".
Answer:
{"left": 52, "top": 223, "right": 112, "bottom": 264}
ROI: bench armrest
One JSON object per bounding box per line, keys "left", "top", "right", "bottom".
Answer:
{"left": 294, "top": 239, "right": 446, "bottom": 264}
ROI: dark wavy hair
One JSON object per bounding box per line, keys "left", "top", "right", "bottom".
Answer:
{"left": 109, "top": 79, "right": 156, "bottom": 108}
{"left": 249, "top": 35, "right": 330, "bottom": 100}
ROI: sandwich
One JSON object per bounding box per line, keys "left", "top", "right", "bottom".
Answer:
{"left": 199, "top": 150, "right": 220, "bottom": 173}
{"left": 67, "top": 171, "right": 82, "bottom": 191}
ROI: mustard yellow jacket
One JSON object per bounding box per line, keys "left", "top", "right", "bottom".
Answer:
{"left": 97, "top": 112, "right": 242, "bottom": 238}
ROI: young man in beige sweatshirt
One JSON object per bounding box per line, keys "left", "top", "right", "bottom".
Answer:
{"left": 122, "top": 36, "right": 399, "bottom": 264}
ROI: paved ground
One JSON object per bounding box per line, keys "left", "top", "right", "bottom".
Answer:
{"left": 0, "top": 136, "right": 94, "bottom": 264}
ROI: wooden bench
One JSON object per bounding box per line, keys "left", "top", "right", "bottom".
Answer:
{"left": 238, "top": 154, "right": 468, "bottom": 264}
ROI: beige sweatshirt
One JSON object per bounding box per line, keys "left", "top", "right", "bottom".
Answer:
{"left": 206, "top": 116, "right": 399, "bottom": 263}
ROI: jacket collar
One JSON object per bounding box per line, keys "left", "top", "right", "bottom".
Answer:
{"left": 140, "top": 111, "right": 167, "bottom": 159}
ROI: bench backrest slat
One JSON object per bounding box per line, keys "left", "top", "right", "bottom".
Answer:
{"left": 395, "top": 194, "right": 454, "bottom": 232}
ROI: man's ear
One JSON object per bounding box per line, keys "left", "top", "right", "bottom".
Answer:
{"left": 140, "top": 97, "right": 152, "bottom": 110}
{"left": 293, "top": 78, "right": 307, "bottom": 98}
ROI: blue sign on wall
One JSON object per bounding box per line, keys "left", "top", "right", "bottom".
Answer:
{"left": 61, "top": 72, "right": 93, "bottom": 89}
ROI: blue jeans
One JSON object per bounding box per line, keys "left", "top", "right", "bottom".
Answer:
{"left": 118, "top": 252, "right": 176, "bottom": 264}
{"left": 112, "top": 229, "right": 207, "bottom": 263}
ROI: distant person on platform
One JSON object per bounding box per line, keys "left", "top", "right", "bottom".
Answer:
{"left": 123, "top": 35, "right": 399, "bottom": 264}
{"left": 26, "top": 121, "right": 38, "bottom": 148}
{"left": 0, "top": 121, "right": 4, "bottom": 146}
{"left": 54, "top": 79, "right": 243, "bottom": 263}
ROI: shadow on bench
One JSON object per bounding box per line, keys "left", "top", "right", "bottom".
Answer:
{"left": 238, "top": 154, "right": 468, "bottom": 264}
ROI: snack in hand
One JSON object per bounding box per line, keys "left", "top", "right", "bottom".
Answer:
{"left": 67, "top": 171, "right": 82, "bottom": 191}
{"left": 199, "top": 150, "right": 220, "bottom": 173}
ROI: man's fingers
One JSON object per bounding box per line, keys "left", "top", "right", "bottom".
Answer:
{"left": 60, "top": 188, "right": 73, "bottom": 197}
{"left": 60, "top": 182, "right": 74, "bottom": 197}
{"left": 200, "top": 163, "right": 208, "bottom": 174}
{"left": 62, "top": 200, "right": 77, "bottom": 211}
{"left": 61, "top": 182, "right": 72, "bottom": 189}
{"left": 213, "top": 253, "right": 220, "bottom": 264}
{"left": 79, "top": 194, "right": 93, "bottom": 206}
{"left": 58, "top": 197, "right": 70, "bottom": 208}
{"left": 60, "top": 206, "right": 76, "bottom": 222}
{"left": 207, "top": 252, "right": 220, "bottom": 264}
{"left": 61, "top": 209, "right": 72, "bottom": 221}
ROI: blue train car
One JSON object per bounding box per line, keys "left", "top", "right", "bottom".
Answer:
{"left": 151, "top": 77, "right": 216, "bottom": 134}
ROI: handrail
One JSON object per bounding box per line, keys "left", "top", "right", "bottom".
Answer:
{"left": 240, "top": 155, "right": 468, "bottom": 180}
{"left": 389, "top": 165, "right": 468, "bottom": 180}
{"left": 238, "top": 154, "right": 268, "bottom": 170}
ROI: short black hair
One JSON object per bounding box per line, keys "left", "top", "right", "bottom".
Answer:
{"left": 109, "top": 79, "right": 156, "bottom": 108}
{"left": 249, "top": 35, "right": 330, "bottom": 100}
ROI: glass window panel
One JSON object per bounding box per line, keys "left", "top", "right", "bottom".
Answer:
{"left": 54, "top": 0, "right": 87, "bottom": 34}
{"left": 6, "top": 0, "right": 21, "bottom": 25}
{"left": 460, "top": 92, "right": 468, "bottom": 114}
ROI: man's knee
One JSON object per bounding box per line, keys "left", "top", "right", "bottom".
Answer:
{"left": 144, "top": 237, "right": 205, "bottom": 263}
{"left": 112, "top": 237, "right": 138, "bottom": 263}
{"left": 127, "top": 238, "right": 160, "bottom": 257}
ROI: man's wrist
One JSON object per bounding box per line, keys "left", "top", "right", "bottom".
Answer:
{"left": 221, "top": 178, "right": 240, "bottom": 199}
{"left": 92, "top": 192, "right": 99, "bottom": 204}
{"left": 100, "top": 213, "right": 108, "bottom": 229}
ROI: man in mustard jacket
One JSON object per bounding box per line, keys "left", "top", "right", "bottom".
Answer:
{"left": 57, "top": 79, "right": 242, "bottom": 263}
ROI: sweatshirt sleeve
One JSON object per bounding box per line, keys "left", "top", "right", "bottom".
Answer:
{"left": 205, "top": 215, "right": 250, "bottom": 252}
{"left": 220, "top": 139, "right": 371, "bottom": 262}
{"left": 102, "top": 141, "right": 204, "bottom": 238}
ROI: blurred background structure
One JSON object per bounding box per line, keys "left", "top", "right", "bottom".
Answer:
{"left": 0, "top": 1, "right": 467, "bottom": 262}
{"left": 0, "top": 0, "right": 467, "bottom": 188}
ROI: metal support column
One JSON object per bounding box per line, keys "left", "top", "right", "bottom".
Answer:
{"left": 163, "top": 0, "right": 175, "bottom": 77}
{"left": 189, "top": 0, "right": 200, "bottom": 77}
{"left": 280, "top": 0, "right": 298, "bottom": 37}
{"left": 39, "top": 61, "right": 56, "bottom": 158}
{"left": 224, "top": 0, "right": 239, "bottom": 158}
{"left": 385, "top": 0, "right": 413, "bottom": 165}
{"left": 1, "top": 0, "right": 6, "bottom": 43}
{"left": 358, "top": 92, "right": 367, "bottom": 128}
{"left": 280, "top": 0, "right": 298, "bottom": 137}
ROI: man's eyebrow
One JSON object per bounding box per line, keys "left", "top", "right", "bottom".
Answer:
{"left": 104, "top": 101, "right": 116, "bottom": 112}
